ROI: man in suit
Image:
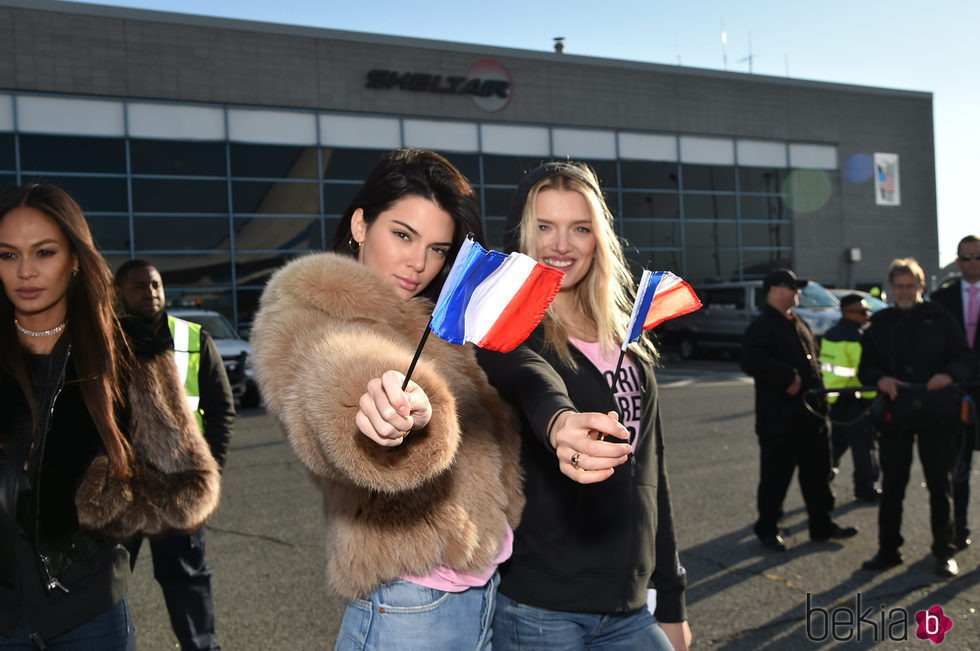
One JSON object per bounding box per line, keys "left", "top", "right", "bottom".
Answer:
{"left": 931, "top": 234, "right": 980, "bottom": 551}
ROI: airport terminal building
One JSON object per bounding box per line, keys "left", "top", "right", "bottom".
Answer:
{"left": 0, "top": 0, "right": 938, "bottom": 328}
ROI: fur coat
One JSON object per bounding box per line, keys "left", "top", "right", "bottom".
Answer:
{"left": 251, "top": 252, "right": 524, "bottom": 599}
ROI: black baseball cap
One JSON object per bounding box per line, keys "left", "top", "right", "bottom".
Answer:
{"left": 763, "top": 268, "right": 808, "bottom": 291}
{"left": 840, "top": 294, "right": 869, "bottom": 311}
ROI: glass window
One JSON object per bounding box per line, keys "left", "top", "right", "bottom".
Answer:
{"left": 686, "top": 248, "right": 739, "bottom": 281}
{"left": 20, "top": 135, "right": 125, "bottom": 173}
{"left": 483, "top": 188, "right": 516, "bottom": 218}
{"left": 235, "top": 252, "right": 304, "bottom": 287}
{"left": 483, "top": 155, "right": 547, "bottom": 186}
{"left": 142, "top": 253, "right": 233, "bottom": 287}
{"left": 739, "top": 167, "right": 785, "bottom": 193}
{"left": 620, "top": 161, "right": 678, "bottom": 189}
{"left": 484, "top": 218, "right": 508, "bottom": 251}
{"left": 681, "top": 164, "right": 735, "bottom": 192}
{"left": 741, "top": 222, "right": 789, "bottom": 248}
{"left": 621, "top": 220, "right": 680, "bottom": 249}
{"left": 577, "top": 159, "right": 617, "bottom": 187}
{"left": 0, "top": 134, "right": 14, "bottom": 170}
{"left": 322, "top": 183, "right": 360, "bottom": 215}
{"left": 231, "top": 144, "right": 318, "bottom": 179}
{"left": 683, "top": 194, "right": 737, "bottom": 221}
{"left": 436, "top": 152, "right": 480, "bottom": 184}
{"left": 740, "top": 195, "right": 791, "bottom": 221}
{"left": 130, "top": 139, "right": 226, "bottom": 176}
{"left": 621, "top": 193, "right": 679, "bottom": 220}
{"left": 234, "top": 216, "right": 323, "bottom": 250}
{"left": 741, "top": 249, "right": 791, "bottom": 278}
{"left": 322, "top": 148, "right": 387, "bottom": 181}
{"left": 36, "top": 175, "right": 128, "bottom": 213}
{"left": 0, "top": 174, "right": 18, "bottom": 195}
{"left": 624, "top": 249, "right": 681, "bottom": 276}
{"left": 232, "top": 181, "right": 319, "bottom": 214}
{"left": 132, "top": 179, "right": 228, "bottom": 213}
{"left": 87, "top": 215, "right": 131, "bottom": 251}
{"left": 133, "top": 216, "right": 230, "bottom": 250}
{"left": 684, "top": 221, "right": 737, "bottom": 248}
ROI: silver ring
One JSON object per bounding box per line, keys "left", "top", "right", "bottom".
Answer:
{"left": 571, "top": 452, "right": 581, "bottom": 468}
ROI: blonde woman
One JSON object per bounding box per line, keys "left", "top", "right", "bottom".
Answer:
{"left": 478, "top": 162, "right": 692, "bottom": 650}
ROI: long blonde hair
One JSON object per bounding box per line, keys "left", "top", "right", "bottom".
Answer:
{"left": 511, "top": 162, "right": 656, "bottom": 367}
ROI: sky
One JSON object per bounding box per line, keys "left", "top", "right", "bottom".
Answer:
{"left": 79, "top": 0, "right": 978, "bottom": 266}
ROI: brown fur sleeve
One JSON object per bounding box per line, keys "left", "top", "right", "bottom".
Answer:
{"left": 75, "top": 350, "right": 221, "bottom": 538}
{"left": 252, "top": 306, "right": 460, "bottom": 494}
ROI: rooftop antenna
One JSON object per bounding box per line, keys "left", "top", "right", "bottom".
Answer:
{"left": 737, "top": 30, "right": 754, "bottom": 73}
{"left": 553, "top": 36, "right": 565, "bottom": 54}
{"left": 721, "top": 21, "right": 728, "bottom": 70}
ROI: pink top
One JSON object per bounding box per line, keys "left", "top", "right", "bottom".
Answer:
{"left": 402, "top": 525, "right": 513, "bottom": 592}
{"left": 569, "top": 338, "right": 643, "bottom": 448}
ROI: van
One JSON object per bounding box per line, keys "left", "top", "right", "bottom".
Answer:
{"left": 660, "top": 280, "right": 840, "bottom": 359}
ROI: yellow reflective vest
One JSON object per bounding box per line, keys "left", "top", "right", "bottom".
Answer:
{"left": 819, "top": 319, "right": 876, "bottom": 403}
{"left": 168, "top": 314, "right": 205, "bottom": 432}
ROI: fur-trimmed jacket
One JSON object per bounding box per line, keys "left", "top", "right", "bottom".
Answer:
{"left": 250, "top": 253, "right": 524, "bottom": 600}
{"left": 0, "top": 317, "right": 221, "bottom": 641}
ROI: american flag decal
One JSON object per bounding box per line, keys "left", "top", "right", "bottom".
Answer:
{"left": 874, "top": 153, "right": 900, "bottom": 206}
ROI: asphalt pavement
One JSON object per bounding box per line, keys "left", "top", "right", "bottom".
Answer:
{"left": 130, "top": 357, "right": 980, "bottom": 650}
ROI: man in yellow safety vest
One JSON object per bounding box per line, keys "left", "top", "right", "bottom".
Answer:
{"left": 116, "top": 259, "right": 234, "bottom": 651}
{"left": 819, "top": 294, "right": 880, "bottom": 502}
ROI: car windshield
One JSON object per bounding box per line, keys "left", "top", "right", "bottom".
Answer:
{"left": 864, "top": 295, "right": 889, "bottom": 312}
{"left": 175, "top": 314, "right": 238, "bottom": 338}
{"left": 798, "top": 283, "right": 839, "bottom": 308}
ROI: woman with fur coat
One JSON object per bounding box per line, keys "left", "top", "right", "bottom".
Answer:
{"left": 252, "top": 149, "right": 523, "bottom": 649}
{"left": 250, "top": 149, "right": 523, "bottom": 650}
{"left": 0, "top": 184, "right": 221, "bottom": 648}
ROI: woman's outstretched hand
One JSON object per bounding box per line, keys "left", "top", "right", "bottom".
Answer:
{"left": 550, "top": 410, "right": 631, "bottom": 484}
{"left": 355, "top": 370, "right": 432, "bottom": 447}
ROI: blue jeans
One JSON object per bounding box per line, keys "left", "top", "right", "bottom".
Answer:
{"left": 334, "top": 572, "right": 498, "bottom": 650}
{"left": 0, "top": 597, "right": 136, "bottom": 650}
{"left": 492, "top": 593, "right": 674, "bottom": 651}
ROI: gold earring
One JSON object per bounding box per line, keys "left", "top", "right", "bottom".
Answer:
{"left": 72, "top": 265, "right": 80, "bottom": 277}
{"left": 348, "top": 237, "right": 361, "bottom": 252}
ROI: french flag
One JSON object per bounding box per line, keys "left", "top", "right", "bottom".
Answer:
{"left": 622, "top": 270, "right": 701, "bottom": 349}
{"left": 430, "top": 237, "right": 563, "bottom": 352}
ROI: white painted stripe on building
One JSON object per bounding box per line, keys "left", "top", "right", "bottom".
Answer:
{"left": 228, "top": 109, "right": 317, "bottom": 145}
{"left": 128, "top": 103, "right": 224, "bottom": 140}
{"left": 17, "top": 96, "right": 124, "bottom": 136}
{"left": 403, "top": 119, "right": 479, "bottom": 152}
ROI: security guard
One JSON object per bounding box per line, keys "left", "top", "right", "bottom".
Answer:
{"left": 740, "top": 268, "right": 857, "bottom": 552}
{"left": 116, "top": 259, "right": 234, "bottom": 650}
{"left": 820, "top": 294, "right": 880, "bottom": 501}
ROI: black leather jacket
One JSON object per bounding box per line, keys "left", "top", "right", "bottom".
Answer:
{"left": 0, "top": 336, "right": 130, "bottom": 642}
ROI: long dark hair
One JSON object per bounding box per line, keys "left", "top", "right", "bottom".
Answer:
{"left": 330, "top": 148, "right": 484, "bottom": 301}
{"left": 0, "top": 183, "right": 133, "bottom": 478}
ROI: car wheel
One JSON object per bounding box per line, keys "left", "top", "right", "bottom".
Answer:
{"left": 678, "top": 335, "right": 698, "bottom": 360}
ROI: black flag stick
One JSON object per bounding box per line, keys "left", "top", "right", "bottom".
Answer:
{"left": 402, "top": 320, "right": 433, "bottom": 390}
{"left": 605, "top": 260, "right": 654, "bottom": 438}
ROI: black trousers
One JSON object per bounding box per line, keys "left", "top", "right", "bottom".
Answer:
{"left": 755, "top": 426, "right": 835, "bottom": 539}
{"left": 127, "top": 527, "right": 219, "bottom": 650}
{"left": 877, "top": 426, "right": 957, "bottom": 560}
{"left": 830, "top": 399, "right": 879, "bottom": 497}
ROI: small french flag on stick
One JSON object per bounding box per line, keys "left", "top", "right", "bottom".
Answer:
{"left": 401, "top": 236, "right": 563, "bottom": 389}
{"left": 622, "top": 270, "right": 701, "bottom": 350}
{"left": 430, "top": 236, "right": 563, "bottom": 352}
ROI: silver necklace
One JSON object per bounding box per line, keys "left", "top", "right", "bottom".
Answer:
{"left": 14, "top": 319, "right": 67, "bottom": 337}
